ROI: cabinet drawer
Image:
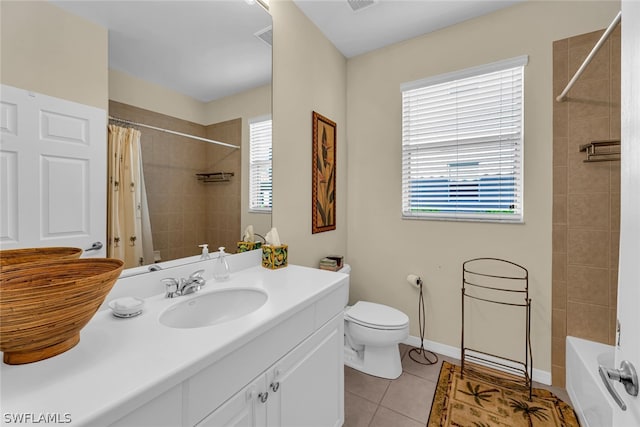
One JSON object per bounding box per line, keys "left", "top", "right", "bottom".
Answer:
{"left": 109, "top": 384, "right": 182, "bottom": 427}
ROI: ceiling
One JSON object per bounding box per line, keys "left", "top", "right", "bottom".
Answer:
{"left": 293, "top": 0, "right": 522, "bottom": 58}
{"left": 51, "top": 0, "right": 273, "bottom": 103}
{"left": 50, "top": 0, "right": 521, "bottom": 103}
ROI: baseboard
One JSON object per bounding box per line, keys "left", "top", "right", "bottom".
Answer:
{"left": 403, "top": 335, "right": 552, "bottom": 385}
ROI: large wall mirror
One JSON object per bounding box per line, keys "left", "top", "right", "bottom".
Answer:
{"left": 54, "top": 1, "right": 273, "bottom": 268}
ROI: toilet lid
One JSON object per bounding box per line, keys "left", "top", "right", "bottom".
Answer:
{"left": 345, "top": 301, "right": 409, "bottom": 329}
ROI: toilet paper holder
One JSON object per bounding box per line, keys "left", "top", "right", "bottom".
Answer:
{"left": 406, "top": 273, "right": 437, "bottom": 365}
{"left": 406, "top": 274, "right": 423, "bottom": 288}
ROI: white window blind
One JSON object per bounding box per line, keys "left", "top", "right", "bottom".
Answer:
{"left": 249, "top": 117, "right": 272, "bottom": 212}
{"left": 401, "top": 55, "right": 527, "bottom": 222}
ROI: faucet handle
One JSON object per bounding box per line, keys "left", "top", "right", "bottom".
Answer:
{"left": 162, "top": 278, "right": 180, "bottom": 298}
{"left": 189, "top": 269, "right": 205, "bottom": 280}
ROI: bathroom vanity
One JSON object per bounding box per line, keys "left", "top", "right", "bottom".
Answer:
{"left": 0, "top": 252, "right": 348, "bottom": 427}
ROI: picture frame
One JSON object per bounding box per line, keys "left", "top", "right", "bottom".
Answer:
{"left": 312, "top": 111, "right": 337, "bottom": 234}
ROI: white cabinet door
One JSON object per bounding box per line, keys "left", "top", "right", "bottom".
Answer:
{"left": 197, "top": 375, "right": 267, "bottom": 427}
{"left": 0, "top": 85, "right": 106, "bottom": 256}
{"left": 267, "top": 315, "right": 344, "bottom": 427}
{"left": 199, "top": 315, "right": 344, "bottom": 427}
{"left": 192, "top": 314, "right": 344, "bottom": 427}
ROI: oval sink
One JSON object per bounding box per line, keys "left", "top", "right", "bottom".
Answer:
{"left": 160, "top": 288, "right": 268, "bottom": 329}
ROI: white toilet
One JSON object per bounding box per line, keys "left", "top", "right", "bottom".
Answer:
{"left": 340, "top": 264, "right": 409, "bottom": 379}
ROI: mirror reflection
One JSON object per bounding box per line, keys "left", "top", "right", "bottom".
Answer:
{"left": 54, "top": 0, "right": 273, "bottom": 268}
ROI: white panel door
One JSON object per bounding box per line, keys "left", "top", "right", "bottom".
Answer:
{"left": 614, "top": 2, "right": 640, "bottom": 425}
{"left": 0, "top": 85, "right": 106, "bottom": 257}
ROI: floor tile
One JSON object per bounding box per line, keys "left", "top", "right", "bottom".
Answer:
{"left": 534, "top": 381, "right": 573, "bottom": 405}
{"left": 344, "top": 366, "right": 391, "bottom": 404}
{"left": 401, "top": 348, "right": 457, "bottom": 383}
{"left": 379, "top": 372, "right": 436, "bottom": 423}
{"left": 369, "top": 406, "right": 424, "bottom": 427}
{"left": 344, "top": 391, "right": 377, "bottom": 427}
{"left": 343, "top": 351, "right": 576, "bottom": 427}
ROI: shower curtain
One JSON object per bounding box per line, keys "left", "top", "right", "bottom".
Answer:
{"left": 107, "top": 124, "right": 154, "bottom": 268}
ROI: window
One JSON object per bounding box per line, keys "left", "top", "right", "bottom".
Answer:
{"left": 249, "top": 116, "right": 272, "bottom": 212}
{"left": 401, "top": 55, "right": 527, "bottom": 222}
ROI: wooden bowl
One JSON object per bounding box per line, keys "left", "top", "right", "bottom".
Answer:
{"left": 0, "top": 247, "right": 83, "bottom": 267}
{"left": 0, "top": 258, "right": 124, "bottom": 364}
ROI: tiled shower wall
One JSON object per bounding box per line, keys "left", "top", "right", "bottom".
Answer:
{"left": 205, "top": 119, "right": 242, "bottom": 254}
{"left": 552, "top": 28, "right": 620, "bottom": 387}
{"left": 109, "top": 101, "right": 241, "bottom": 262}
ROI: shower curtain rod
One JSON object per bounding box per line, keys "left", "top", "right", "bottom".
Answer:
{"left": 556, "top": 10, "right": 621, "bottom": 102}
{"left": 108, "top": 116, "right": 240, "bottom": 149}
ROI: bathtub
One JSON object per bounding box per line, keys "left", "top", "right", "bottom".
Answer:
{"left": 566, "top": 336, "right": 616, "bottom": 427}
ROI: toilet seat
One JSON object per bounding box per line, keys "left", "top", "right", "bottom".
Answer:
{"left": 345, "top": 301, "right": 409, "bottom": 330}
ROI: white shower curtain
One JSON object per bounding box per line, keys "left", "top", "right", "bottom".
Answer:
{"left": 107, "top": 124, "right": 154, "bottom": 268}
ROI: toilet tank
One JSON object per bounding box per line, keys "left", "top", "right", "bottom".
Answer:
{"left": 339, "top": 264, "right": 351, "bottom": 275}
{"left": 338, "top": 264, "right": 350, "bottom": 306}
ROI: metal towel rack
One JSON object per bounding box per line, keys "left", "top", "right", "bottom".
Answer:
{"left": 461, "top": 258, "right": 533, "bottom": 400}
{"left": 196, "top": 172, "right": 235, "bottom": 183}
{"left": 579, "top": 139, "right": 621, "bottom": 162}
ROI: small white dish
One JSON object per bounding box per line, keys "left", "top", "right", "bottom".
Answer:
{"left": 109, "top": 296, "right": 145, "bottom": 318}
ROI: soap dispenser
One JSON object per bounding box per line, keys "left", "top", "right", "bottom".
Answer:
{"left": 199, "top": 244, "right": 210, "bottom": 260}
{"left": 213, "top": 247, "right": 230, "bottom": 281}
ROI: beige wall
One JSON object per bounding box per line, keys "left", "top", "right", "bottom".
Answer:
{"left": 0, "top": 1, "right": 108, "bottom": 110}
{"left": 345, "top": 1, "right": 620, "bottom": 375}
{"left": 271, "top": 0, "right": 348, "bottom": 267}
{"left": 109, "top": 69, "right": 207, "bottom": 125}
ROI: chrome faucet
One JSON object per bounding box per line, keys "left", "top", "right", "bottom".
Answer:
{"left": 180, "top": 270, "right": 206, "bottom": 295}
{"left": 162, "top": 270, "right": 206, "bottom": 298}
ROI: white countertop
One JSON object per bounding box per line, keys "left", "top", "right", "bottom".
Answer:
{"left": 0, "top": 262, "right": 348, "bottom": 426}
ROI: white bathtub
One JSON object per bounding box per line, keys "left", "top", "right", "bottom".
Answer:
{"left": 566, "top": 336, "right": 616, "bottom": 427}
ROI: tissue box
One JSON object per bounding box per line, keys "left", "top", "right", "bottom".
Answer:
{"left": 262, "top": 244, "right": 288, "bottom": 269}
{"left": 237, "top": 241, "right": 262, "bottom": 253}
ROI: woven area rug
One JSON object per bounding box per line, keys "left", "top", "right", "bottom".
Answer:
{"left": 427, "top": 361, "right": 580, "bottom": 427}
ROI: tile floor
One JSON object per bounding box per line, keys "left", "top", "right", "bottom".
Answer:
{"left": 344, "top": 344, "right": 573, "bottom": 427}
